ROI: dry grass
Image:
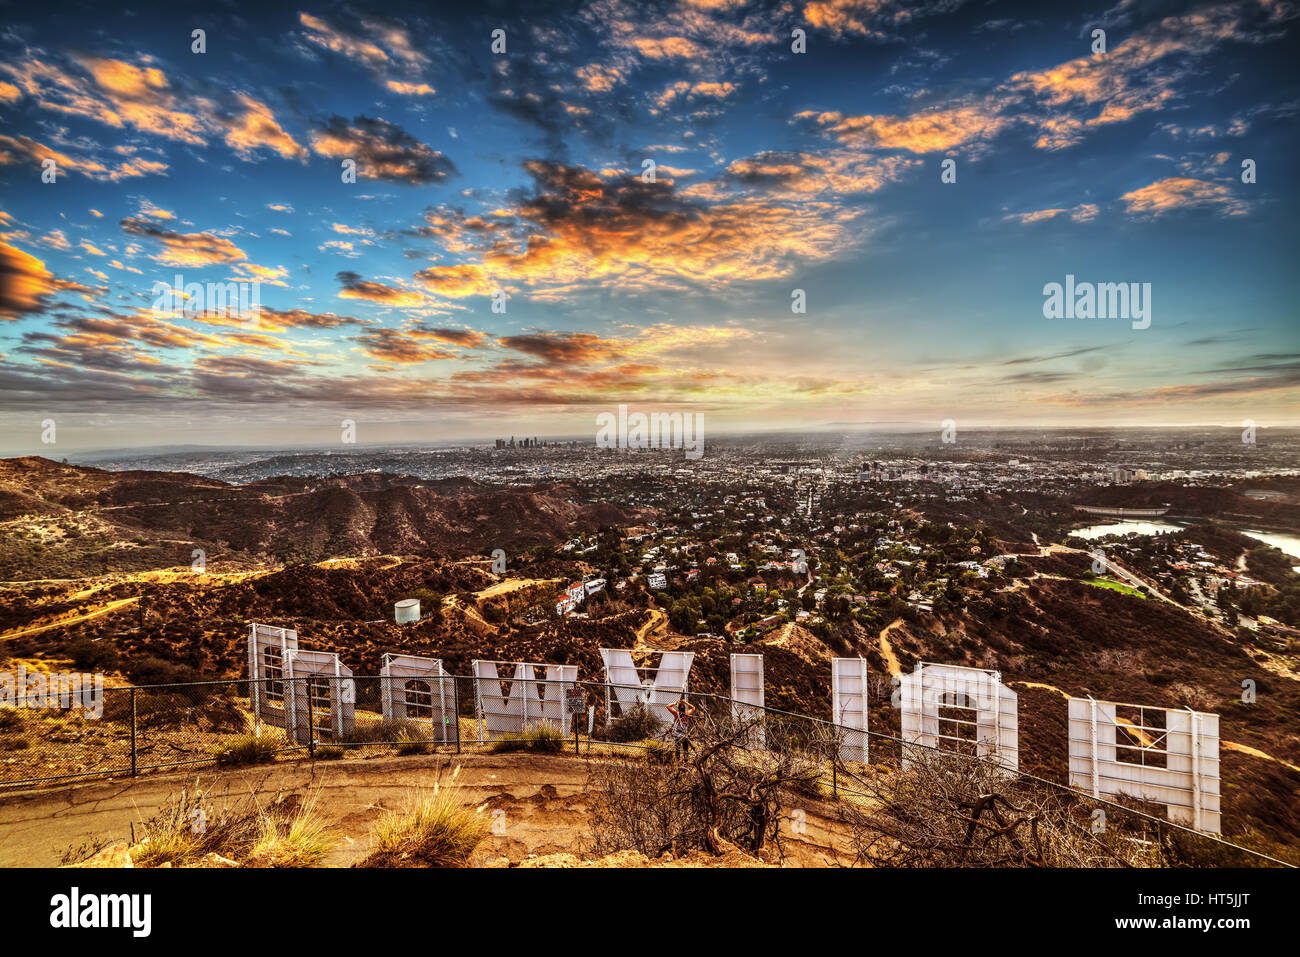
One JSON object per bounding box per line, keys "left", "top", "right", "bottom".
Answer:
{"left": 123, "top": 777, "right": 334, "bottom": 868}
{"left": 395, "top": 732, "right": 432, "bottom": 755}
{"left": 489, "top": 723, "right": 566, "bottom": 754}
{"left": 212, "top": 734, "right": 277, "bottom": 767}
{"left": 246, "top": 795, "right": 336, "bottom": 867}
{"left": 357, "top": 767, "right": 488, "bottom": 867}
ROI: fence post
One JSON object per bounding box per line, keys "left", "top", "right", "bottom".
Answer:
{"left": 306, "top": 677, "right": 315, "bottom": 759}
{"left": 454, "top": 676, "right": 461, "bottom": 755}
{"left": 129, "top": 687, "right": 138, "bottom": 777}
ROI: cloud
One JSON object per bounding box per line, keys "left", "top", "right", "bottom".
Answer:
{"left": 355, "top": 327, "right": 458, "bottom": 363}
{"left": 222, "top": 93, "right": 308, "bottom": 161}
{"left": 498, "top": 332, "right": 623, "bottom": 364}
{"left": 413, "top": 326, "right": 487, "bottom": 348}
{"left": 336, "top": 270, "right": 425, "bottom": 306}
{"left": 1, "top": 53, "right": 301, "bottom": 168}
{"left": 386, "top": 80, "right": 436, "bottom": 96}
{"left": 633, "top": 36, "right": 707, "bottom": 59}
{"left": 1008, "top": 0, "right": 1299, "bottom": 149}
{"left": 0, "top": 133, "right": 168, "bottom": 182}
{"left": 798, "top": 1, "right": 1300, "bottom": 159}
{"left": 413, "top": 263, "right": 496, "bottom": 298}
{"left": 576, "top": 64, "right": 625, "bottom": 92}
{"left": 719, "top": 148, "right": 918, "bottom": 196}
{"left": 803, "top": 0, "right": 970, "bottom": 40}
{"left": 1004, "top": 203, "right": 1100, "bottom": 224}
{"left": 458, "top": 160, "right": 862, "bottom": 290}
{"left": 0, "top": 242, "right": 55, "bottom": 319}
{"left": 119, "top": 217, "right": 248, "bottom": 267}
{"left": 310, "top": 115, "right": 457, "bottom": 184}
{"left": 299, "top": 12, "right": 428, "bottom": 72}
{"left": 1, "top": 54, "right": 210, "bottom": 144}
{"left": 256, "top": 307, "right": 369, "bottom": 331}
{"left": 654, "top": 79, "right": 737, "bottom": 109}
{"left": 797, "top": 99, "right": 1011, "bottom": 154}
{"left": 1120, "top": 177, "right": 1247, "bottom": 217}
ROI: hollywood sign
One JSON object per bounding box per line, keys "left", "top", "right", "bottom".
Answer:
{"left": 247, "top": 623, "right": 355, "bottom": 745}
{"left": 898, "top": 662, "right": 1019, "bottom": 772}
{"left": 381, "top": 653, "right": 456, "bottom": 744}
{"left": 1068, "top": 696, "right": 1221, "bottom": 834}
{"left": 246, "top": 624, "right": 1223, "bottom": 835}
{"left": 471, "top": 660, "right": 577, "bottom": 741}
{"left": 730, "top": 653, "right": 764, "bottom": 747}
{"left": 599, "top": 648, "right": 695, "bottom": 728}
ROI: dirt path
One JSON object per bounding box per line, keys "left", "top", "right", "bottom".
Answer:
{"left": 1223, "top": 740, "right": 1300, "bottom": 774}
{"left": 635, "top": 608, "right": 670, "bottom": 650}
{"left": 1009, "top": 680, "right": 1071, "bottom": 699}
{"left": 0, "top": 597, "right": 139, "bottom": 641}
{"left": 0, "top": 751, "right": 854, "bottom": 868}
{"left": 476, "top": 577, "right": 561, "bottom": 600}
{"left": 877, "top": 619, "right": 904, "bottom": 676}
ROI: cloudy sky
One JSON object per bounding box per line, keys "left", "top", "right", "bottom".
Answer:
{"left": 0, "top": 0, "right": 1297, "bottom": 452}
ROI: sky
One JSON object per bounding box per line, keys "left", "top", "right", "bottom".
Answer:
{"left": 0, "top": 0, "right": 1297, "bottom": 453}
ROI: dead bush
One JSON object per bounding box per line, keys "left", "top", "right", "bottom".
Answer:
{"left": 586, "top": 709, "right": 829, "bottom": 860}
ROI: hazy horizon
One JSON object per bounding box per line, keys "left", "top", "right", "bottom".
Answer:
{"left": 6, "top": 420, "right": 1299, "bottom": 460}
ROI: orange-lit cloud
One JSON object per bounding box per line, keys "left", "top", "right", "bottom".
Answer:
{"left": 1120, "top": 177, "right": 1247, "bottom": 218}
{"left": 0, "top": 242, "right": 55, "bottom": 318}
{"left": 223, "top": 93, "right": 307, "bottom": 160}
{"left": 119, "top": 217, "right": 248, "bottom": 267}
{"left": 798, "top": 100, "right": 1010, "bottom": 154}
{"left": 336, "top": 270, "right": 425, "bottom": 306}
{"left": 413, "top": 263, "right": 496, "bottom": 298}
{"left": 309, "top": 115, "right": 457, "bottom": 184}
{"left": 431, "top": 160, "right": 863, "bottom": 291}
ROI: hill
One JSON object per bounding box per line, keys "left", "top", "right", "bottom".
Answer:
{"left": 0, "top": 457, "right": 646, "bottom": 580}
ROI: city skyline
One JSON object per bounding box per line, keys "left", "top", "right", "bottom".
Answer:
{"left": 1, "top": 0, "right": 1298, "bottom": 453}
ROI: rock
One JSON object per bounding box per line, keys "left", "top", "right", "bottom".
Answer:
{"left": 62, "top": 842, "right": 132, "bottom": 868}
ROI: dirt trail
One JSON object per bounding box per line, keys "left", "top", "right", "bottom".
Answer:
{"left": 0, "top": 597, "right": 139, "bottom": 641}
{"left": 877, "top": 619, "right": 904, "bottom": 676}
{"left": 0, "top": 752, "right": 854, "bottom": 868}
{"left": 1113, "top": 714, "right": 1159, "bottom": 748}
{"left": 1009, "top": 680, "right": 1071, "bottom": 699}
{"left": 1223, "top": 740, "right": 1300, "bottom": 774}
{"left": 476, "top": 577, "right": 561, "bottom": 600}
{"left": 635, "top": 608, "right": 670, "bottom": 650}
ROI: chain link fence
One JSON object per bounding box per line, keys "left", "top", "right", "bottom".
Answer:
{"left": 0, "top": 673, "right": 1288, "bottom": 866}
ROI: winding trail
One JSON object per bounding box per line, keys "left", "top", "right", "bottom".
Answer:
{"left": 0, "top": 597, "right": 139, "bottom": 641}
{"left": 877, "top": 618, "right": 904, "bottom": 676}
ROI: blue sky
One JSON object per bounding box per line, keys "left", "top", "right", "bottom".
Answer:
{"left": 0, "top": 0, "right": 1297, "bottom": 452}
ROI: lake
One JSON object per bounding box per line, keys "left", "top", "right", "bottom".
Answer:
{"left": 1071, "top": 520, "right": 1300, "bottom": 571}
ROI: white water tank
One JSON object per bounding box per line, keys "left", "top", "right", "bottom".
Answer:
{"left": 395, "top": 598, "right": 420, "bottom": 624}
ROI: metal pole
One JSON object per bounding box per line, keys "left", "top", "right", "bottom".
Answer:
{"left": 307, "top": 677, "right": 315, "bottom": 759}
{"left": 129, "top": 687, "right": 138, "bottom": 777}
{"left": 1189, "top": 708, "right": 1202, "bottom": 833}
{"left": 1088, "top": 696, "right": 1100, "bottom": 799}
{"left": 454, "top": 676, "right": 461, "bottom": 754}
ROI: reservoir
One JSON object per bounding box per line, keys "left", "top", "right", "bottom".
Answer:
{"left": 1071, "top": 520, "right": 1300, "bottom": 571}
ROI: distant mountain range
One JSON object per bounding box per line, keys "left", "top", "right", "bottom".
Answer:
{"left": 0, "top": 456, "right": 646, "bottom": 580}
